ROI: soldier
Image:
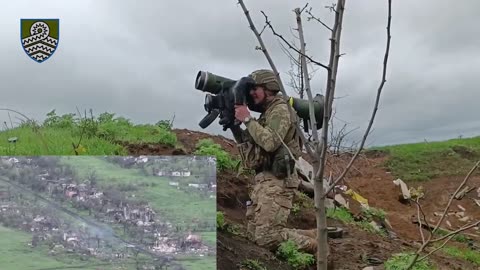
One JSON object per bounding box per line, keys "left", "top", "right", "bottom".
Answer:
{"left": 231, "top": 69, "right": 317, "bottom": 253}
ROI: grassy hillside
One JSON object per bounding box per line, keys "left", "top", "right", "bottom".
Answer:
{"left": 371, "top": 136, "right": 480, "bottom": 181}
{"left": 0, "top": 110, "right": 176, "bottom": 155}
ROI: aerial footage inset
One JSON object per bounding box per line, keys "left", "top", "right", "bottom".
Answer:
{"left": 0, "top": 155, "right": 216, "bottom": 270}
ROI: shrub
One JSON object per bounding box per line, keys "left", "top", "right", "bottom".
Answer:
{"left": 194, "top": 139, "right": 237, "bottom": 171}
{"left": 385, "top": 253, "right": 433, "bottom": 270}
{"left": 276, "top": 240, "right": 315, "bottom": 269}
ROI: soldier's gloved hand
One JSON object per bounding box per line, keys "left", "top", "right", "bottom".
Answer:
{"left": 234, "top": 105, "right": 251, "bottom": 123}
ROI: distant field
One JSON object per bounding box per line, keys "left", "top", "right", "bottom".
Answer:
{"left": 371, "top": 136, "right": 480, "bottom": 181}
{"left": 177, "top": 255, "right": 217, "bottom": 270}
{"left": 199, "top": 231, "right": 216, "bottom": 246}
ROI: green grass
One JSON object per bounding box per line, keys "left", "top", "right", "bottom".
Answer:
{"left": 199, "top": 231, "right": 216, "bottom": 246}
{"left": 384, "top": 252, "right": 434, "bottom": 270}
{"left": 442, "top": 245, "right": 480, "bottom": 266}
{"left": 177, "top": 255, "right": 216, "bottom": 270}
{"left": 326, "top": 207, "right": 355, "bottom": 223}
{"left": 434, "top": 229, "right": 469, "bottom": 243}
{"left": 216, "top": 210, "right": 241, "bottom": 236}
{"left": 370, "top": 136, "right": 480, "bottom": 182}
{"left": 0, "top": 126, "right": 127, "bottom": 155}
{"left": 194, "top": 139, "right": 238, "bottom": 171}
{"left": 326, "top": 207, "right": 387, "bottom": 236}
{"left": 240, "top": 259, "right": 267, "bottom": 270}
{"left": 217, "top": 211, "right": 226, "bottom": 230}
{"left": 0, "top": 110, "right": 177, "bottom": 155}
{"left": 276, "top": 240, "right": 315, "bottom": 269}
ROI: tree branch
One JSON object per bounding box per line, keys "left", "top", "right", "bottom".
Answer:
{"left": 0, "top": 108, "right": 33, "bottom": 122}
{"left": 432, "top": 160, "right": 480, "bottom": 234}
{"left": 412, "top": 198, "right": 433, "bottom": 237}
{"left": 0, "top": 108, "right": 50, "bottom": 153}
{"left": 431, "top": 220, "right": 480, "bottom": 243}
{"left": 315, "top": 0, "right": 345, "bottom": 180}
{"left": 306, "top": 7, "right": 333, "bottom": 32}
{"left": 299, "top": 3, "right": 309, "bottom": 14}
{"left": 417, "top": 234, "right": 456, "bottom": 262}
{"left": 278, "top": 40, "right": 301, "bottom": 67}
{"left": 260, "top": 11, "right": 330, "bottom": 70}
{"left": 322, "top": 0, "right": 392, "bottom": 196}
{"left": 296, "top": 7, "right": 318, "bottom": 144}
{"left": 405, "top": 160, "right": 480, "bottom": 270}
{"left": 415, "top": 198, "right": 426, "bottom": 244}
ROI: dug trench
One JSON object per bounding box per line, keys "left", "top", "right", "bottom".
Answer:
{"left": 124, "top": 129, "right": 479, "bottom": 270}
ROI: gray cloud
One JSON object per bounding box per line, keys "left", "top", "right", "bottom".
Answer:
{"left": 0, "top": 0, "right": 479, "bottom": 147}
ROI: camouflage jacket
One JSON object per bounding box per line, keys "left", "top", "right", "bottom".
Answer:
{"left": 233, "top": 95, "right": 302, "bottom": 178}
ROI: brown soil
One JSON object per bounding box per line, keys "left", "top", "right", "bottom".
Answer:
{"left": 174, "top": 128, "right": 238, "bottom": 155}
{"left": 451, "top": 145, "right": 479, "bottom": 160}
{"left": 344, "top": 156, "right": 480, "bottom": 241}
{"left": 117, "top": 128, "right": 237, "bottom": 156}
{"left": 120, "top": 141, "right": 187, "bottom": 155}
{"left": 218, "top": 231, "right": 294, "bottom": 270}
{"left": 121, "top": 128, "right": 479, "bottom": 270}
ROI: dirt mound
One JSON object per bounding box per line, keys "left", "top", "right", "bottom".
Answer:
{"left": 451, "top": 145, "right": 478, "bottom": 160}
{"left": 120, "top": 141, "right": 187, "bottom": 155}
{"left": 117, "top": 128, "right": 237, "bottom": 156}
{"left": 174, "top": 129, "right": 238, "bottom": 155}
{"left": 217, "top": 170, "right": 250, "bottom": 224}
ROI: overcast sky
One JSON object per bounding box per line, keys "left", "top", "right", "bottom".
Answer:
{"left": 1, "top": 0, "right": 479, "bottom": 147}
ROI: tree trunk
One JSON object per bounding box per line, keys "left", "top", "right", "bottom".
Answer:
{"left": 295, "top": 7, "right": 328, "bottom": 269}
{"left": 315, "top": 2, "right": 346, "bottom": 269}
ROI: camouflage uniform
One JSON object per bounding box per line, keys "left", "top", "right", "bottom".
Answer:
{"left": 232, "top": 69, "right": 317, "bottom": 253}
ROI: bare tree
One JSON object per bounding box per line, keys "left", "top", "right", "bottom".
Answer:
{"left": 237, "top": 1, "right": 393, "bottom": 269}
{"left": 278, "top": 15, "right": 320, "bottom": 100}
{"left": 280, "top": 13, "right": 360, "bottom": 158}
{"left": 323, "top": 0, "right": 392, "bottom": 197}
{"left": 328, "top": 108, "right": 359, "bottom": 155}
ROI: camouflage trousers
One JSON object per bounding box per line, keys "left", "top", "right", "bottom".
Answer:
{"left": 246, "top": 171, "right": 317, "bottom": 254}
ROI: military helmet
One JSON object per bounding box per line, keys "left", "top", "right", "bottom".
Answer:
{"left": 249, "top": 69, "right": 280, "bottom": 92}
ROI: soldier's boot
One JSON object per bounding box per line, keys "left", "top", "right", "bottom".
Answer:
{"left": 294, "top": 228, "right": 317, "bottom": 239}
{"left": 284, "top": 228, "right": 334, "bottom": 259}
{"left": 280, "top": 229, "right": 317, "bottom": 254}
{"left": 296, "top": 227, "right": 345, "bottom": 239}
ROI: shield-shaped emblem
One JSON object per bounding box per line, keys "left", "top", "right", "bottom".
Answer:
{"left": 20, "top": 19, "right": 59, "bottom": 63}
